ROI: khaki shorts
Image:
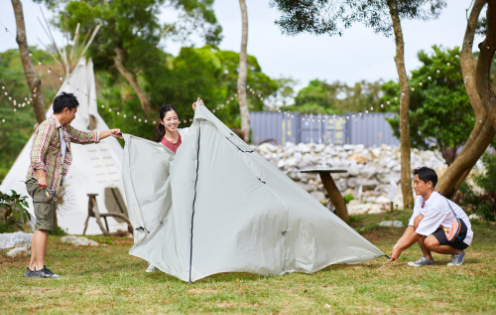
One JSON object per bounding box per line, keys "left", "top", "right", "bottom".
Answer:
{"left": 26, "top": 179, "right": 55, "bottom": 231}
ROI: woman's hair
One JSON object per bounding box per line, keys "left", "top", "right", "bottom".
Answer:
{"left": 155, "top": 105, "right": 179, "bottom": 142}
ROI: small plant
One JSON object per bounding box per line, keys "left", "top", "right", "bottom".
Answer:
{"left": 343, "top": 194, "right": 355, "bottom": 204}
{"left": 0, "top": 190, "right": 31, "bottom": 232}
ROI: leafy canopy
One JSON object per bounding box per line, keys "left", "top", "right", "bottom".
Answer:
{"left": 35, "top": 0, "right": 222, "bottom": 81}
{"left": 386, "top": 46, "right": 474, "bottom": 165}
{"left": 270, "top": 0, "right": 446, "bottom": 37}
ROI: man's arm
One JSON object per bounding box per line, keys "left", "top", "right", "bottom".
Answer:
{"left": 390, "top": 229, "right": 422, "bottom": 261}
{"left": 66, "top": 126, "right": 122, "bottom": 144}
{"left": 393, "top": 226, "right": 415, "bottom": 250}
{"left": 30, "top": 122, "right": 53, "bottom": 190}
{"left": 99, "top": 129, "right": 122, "bottom": 140}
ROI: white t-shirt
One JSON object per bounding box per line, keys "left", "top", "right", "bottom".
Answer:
{"left": 408, "top": 191, "right": 473, "bottom": 245}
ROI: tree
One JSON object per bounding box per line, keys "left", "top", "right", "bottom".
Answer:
{"left": 11, "top": 0, "right": 46, "bottom": 124}
{"left": 271, "top": 76, "right": 298, "bottom": 108}
{"left": 237, "top": 0, "right": 250, "bottom": 142}
{"left": 436, "top": 0, "right": 496, "bottom": 198}
{"left": 387, "top": 46, "right": 474, "bottom": 166}
{"left": 271, "top": 0, "right": 446, "bottom": 209}
{"left": 35, "top": 0, "right": 222, "bottom": 115}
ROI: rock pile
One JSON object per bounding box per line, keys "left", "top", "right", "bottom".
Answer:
{"left": 255, "top": 142, "right": 447, "bottom": 214}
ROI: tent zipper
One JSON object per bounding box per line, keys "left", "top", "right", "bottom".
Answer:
{"left": 188, "top": 125, "right": 201, "bottom": 283}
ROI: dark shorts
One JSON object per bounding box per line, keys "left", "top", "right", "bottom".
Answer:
{"left": 26, "top": 179, "right": 56, "bottom": 231}
{"left": 432, "top": 227, "right": 469, "bottom": 250}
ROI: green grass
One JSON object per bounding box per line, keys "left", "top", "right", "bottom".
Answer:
{"left": 1, "top": 210, "right": 496, "bottom": 314}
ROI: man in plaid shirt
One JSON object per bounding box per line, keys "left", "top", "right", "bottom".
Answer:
{"left": 24, "top": 92, "right": 122, "bottom": 278}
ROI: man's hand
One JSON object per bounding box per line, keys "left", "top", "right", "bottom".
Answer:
{"left": 100, "top": 129, "right": 122, "bottom": 139}
{"left": 109, "top": 129, "right": 122, "bottom": 138}
{"left": 36, "top": 172, "right": 48, "bottom": 191}
{"left": 389, "top": 246, "right": 402, "bottom": 262}
{"left": 192, "top": 99, "right": 205, "bottom": 112}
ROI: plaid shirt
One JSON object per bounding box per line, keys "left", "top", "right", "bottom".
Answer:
{"left": 27, "top": 115, "right": 100, "bottom": 191}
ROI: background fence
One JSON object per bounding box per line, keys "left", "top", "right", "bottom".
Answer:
{"left": 250, "top": 112, "right": 400, "bottom": 147}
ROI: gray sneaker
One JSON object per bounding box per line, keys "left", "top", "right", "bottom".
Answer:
{"left": 146, "top": 264, "right": 158, "bottom": 273}
{"left": 23, "top": 267, "right": 43, "bottom": 278}
{"left": 38, "top": 266, "right": 61, "bottom": 278}
{"left": 408, "top": 256, "right": 434, "bottom": 267}
{"left": 447, "top": 251, "right": 466, "bottom": 266}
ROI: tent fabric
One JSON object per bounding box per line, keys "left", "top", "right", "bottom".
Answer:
{"left": 0, "top": 59, "right": 128, "bottom": 234}
{"left": 122, "top": 105, "right": 384, "bottom": 283}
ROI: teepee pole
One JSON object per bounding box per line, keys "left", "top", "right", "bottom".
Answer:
{"left": 74, "top": 25, "right": 101, "bottom": 68}
{"left": 70, "top": 23, "right": 80, "bottom": 64}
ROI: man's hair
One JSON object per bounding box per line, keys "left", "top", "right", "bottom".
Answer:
{"left": 413, "top": 167, "right": 438, "bottom": 187}
{"left": 53, "top": 92, "right": 79, "bottom": 113}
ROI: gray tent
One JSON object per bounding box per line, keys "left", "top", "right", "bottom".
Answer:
{"left": 122, "top": 105, "right": 384, "bottom": 282}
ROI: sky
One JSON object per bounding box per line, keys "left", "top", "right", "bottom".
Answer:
{"left": 0, "top": 0, "right": 484, "bottom": 89}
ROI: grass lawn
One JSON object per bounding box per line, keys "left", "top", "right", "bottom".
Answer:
{"left": 1, "top": 210, "right": 495, "bottom": 314}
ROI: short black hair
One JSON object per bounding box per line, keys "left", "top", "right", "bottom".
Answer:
{"left": 53, "top": 92, "right": 79, "bottom": 113}
{"left": 413, "top": 167, "right": 438, "bottom": 187}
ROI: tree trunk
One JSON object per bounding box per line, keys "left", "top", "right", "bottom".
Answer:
{"left": 114, "top": 47, "right": 152, "bottom": 114}
{"left": 237, "top": 0, "right": 250, "bottom": 143}
{"left": 460, "top": 0, "right": 487, "bottom": 119}
{"left": 476, "top": 2, "right": 496, "bottom": 132}
{"left": 11, "top": 0, "right": 46, "bottom": 124}
{"left": 388, "top": 0, "right": 413, "bottom": 208}
{"left": 436, "top": 0, "right": 494, "bottom": 197}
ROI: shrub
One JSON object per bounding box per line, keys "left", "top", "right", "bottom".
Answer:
{"left": 472, "top": 153, "right": 496, "bottom": 222}
{"left": 343, "top": 194, "right": 355, "bottom": 204}
{"left": 457, "top": 153, "right": 496, "bottom": 222}
{"left": 0, "top": 190, "right": 31, "bottom": 233}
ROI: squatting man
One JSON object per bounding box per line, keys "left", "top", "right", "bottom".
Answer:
{"left": 389, "top": 167, "right": 473, "bottom": 267}
{"left": 23, "top": 92, "right": 122, "bottom": 278}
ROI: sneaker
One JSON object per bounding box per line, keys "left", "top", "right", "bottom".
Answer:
{"left": 23, "top": 267, "right": 43, "bottom": 278}
{"left": 407, "top": 256, "right": 434, "bottom": 267}
{"left": 447, "top": 251, "right": 466, "bottom": 266}
{"left": 146, "top": 264, "right": 158, "bottom": 273}
{"left": 38, "top": 265, "right": 61, "bottom": 278}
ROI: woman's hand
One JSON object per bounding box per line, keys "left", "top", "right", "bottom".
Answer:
{"left": 192, "top": 99, "right": 205, "bottom": 112}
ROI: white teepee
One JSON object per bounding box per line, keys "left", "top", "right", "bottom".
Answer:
{"left": 0, "top": 59, "right": 129, "bottom": 235}
{"left": 122, "top": 104, "right": 385, "bottom": 283}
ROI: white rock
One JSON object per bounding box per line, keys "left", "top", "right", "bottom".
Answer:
{"left": 0, "top": 232, "right": 32, "bottom": 258}
{"left": 310, "top": 191, "right": 327, "bottom": 203}
{"left": 468, "top": 213, "right": 481, "bottom": 220}
{"left": 376, "top": 196, "right": 391, "bottom": 204}
{"left": 60, "top": 236, "right": 99, "bottom": 246}
{"left": 348, "top": 165, "right": 360, "bottom": 176}
{"left": 296, "top": 143, "right": 311, "bottom": 153}
{"left": 367, "top": 204, "right": 384, "bottom": 214}
{"left": 379, "top": 220, "right": 404, "bottom": 227}
{"left": 277, "top": 160, "right": 285, "bottom": 168}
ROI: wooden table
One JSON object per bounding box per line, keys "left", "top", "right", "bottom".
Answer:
{"left": 299, "top": 168, "right": 349, "bottom": 221}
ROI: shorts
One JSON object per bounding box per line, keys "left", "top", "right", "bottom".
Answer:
{"left": 26, "top": 179, "right": 56, "bottom": 231}
{"left": 432, "top": 227, "right": 469, "bottom": 250}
